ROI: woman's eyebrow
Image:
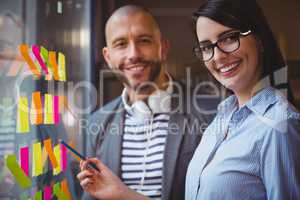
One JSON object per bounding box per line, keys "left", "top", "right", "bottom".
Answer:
{"left": 199, "top": 29, "right": 236, "bottom": 44}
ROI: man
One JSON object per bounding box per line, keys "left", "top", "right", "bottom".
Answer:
{"left": 77, "top": 5, "right": 218, "bottom": 200}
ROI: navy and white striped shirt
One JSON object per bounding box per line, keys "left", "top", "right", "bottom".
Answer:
{"left": 121, "top": 75, "right": 173, "bottom": 199}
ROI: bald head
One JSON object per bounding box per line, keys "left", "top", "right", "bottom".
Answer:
{"left": 105, "top": 5, "right": 161, "bottom": 43}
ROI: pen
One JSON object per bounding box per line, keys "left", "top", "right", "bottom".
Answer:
{"left": 59, "top": 139, "right": 101, "bottom": 172}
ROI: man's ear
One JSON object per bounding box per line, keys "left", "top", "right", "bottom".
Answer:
{"left": 102, "top": 47, "right": 112, "bottom": 69}
{"left": 161, "top": 38, "right": 170, "bottom": 61}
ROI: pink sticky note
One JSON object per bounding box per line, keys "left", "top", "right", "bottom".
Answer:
{"left": 61, "top": 144, "right": 67, "bottom": 171}
{"left": 32, "top": 45, "right": 49, "bottom": 75}
{"left": 20, "top": 146, "right": 29, "bottom": 176}
{"left": 54, "top": 96, "right": 60, "bottom": 124}
{"left": 44, "top": 185, "right": 52, "bottom": 200}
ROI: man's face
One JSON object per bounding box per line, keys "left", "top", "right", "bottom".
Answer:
{"left": 103, "top": 12, "right": 167, "bottom": 91}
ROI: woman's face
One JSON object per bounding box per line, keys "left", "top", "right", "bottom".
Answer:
{"left": 196, "top": 17, "right": 262, "bottom": 94}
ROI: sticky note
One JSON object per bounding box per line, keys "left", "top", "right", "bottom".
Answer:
{"left": 43, "top": 138, "right": 58, "bottom": 168}
{"left": 53, "top": 95, "right": 60, "bottom": 124}
{"left": 32, "top": 142, "right": 43, "bottom": 177}
{"left": 44, "top": 94, "right": 54, "bottom": 124}
{"left": 34, "top": 190, "right": 42, "bottom": 200}
{"left": 19, "top": 44, "right": 41, "bottom": 78}
{"left": 61, "top": 143, "right": 67, "bottom": 171}
{"left": 61, "top": 179, "right": 72, "bottom": 200}
{"left": 20, "top": 146, "right": 29, "bottom": 176}
{"left": 44, "top": 186, "right": 52, "bottom": 200}
{"left": 29, "top": 50, "right": 42, "bottom": 74}
{"left": 58, "top": 52, "right": 66, "bottom": 81}
{"left": 32, "top": 45, "right": 49, "bottom": 74}
{"left": 42, "top": 47, "right": 52, "bottom": 80}
{"left": 5, "top": 154, "right": 32, "bottom": 189}
{"left": 53, "top": 144, "right": 62, "bottom": 175}
{"left": 53, "top": 182, "right": 67, "bottom": 200}
{"left": 17, "top": 97, "right": 30, "bottom": 133}
{"left": 41, "top": 146, "right": 49, "bottom": 171}
{"left": 30, "top": 92, "right": 43, "bottom": 125}
{"left": 49, "top": 51, "right": 59, "bottom": 80}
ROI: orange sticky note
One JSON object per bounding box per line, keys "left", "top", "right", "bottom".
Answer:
{"left": 44, "top": 94, "right": 54, "bottom": 124}
{"left": 43, "top": 138, "right": 58, "bottom": 168}
{"left": 49, "top": 51, "right": 59, "bottom": 80}
{"left": 17, "top": 97, "right": 30, "bottom": 133}
{"left": 30, "top": 92, "right": 43, "bottom": 125}
{"left": 58, "top": 53, "right": 66, "bottom": 81}
{"left": 61, "top": 179, "right": 72, "bottom": 200}
{"left": 32, "top": 142, "right": 43, "bottom": 177}
{"left": 53, "top": 144, "right": 62, "bottom": 175}
{"left": 19, "top": 44, "right": 41, "bottom": 78}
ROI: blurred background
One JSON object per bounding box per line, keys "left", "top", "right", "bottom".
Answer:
{"left": 0, "top": 0, "right": 299, "bottom": 199}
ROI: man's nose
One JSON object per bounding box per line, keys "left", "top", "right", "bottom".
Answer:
{"left": 127, "top": 43, "right": 140, "bottom": 61}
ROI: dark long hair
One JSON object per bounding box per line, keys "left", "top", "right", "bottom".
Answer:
{"left": 193, "top": 0, "right": 294, "bottom": 101}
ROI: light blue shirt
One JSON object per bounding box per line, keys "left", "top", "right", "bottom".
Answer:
{"left": 185, "top": 87, "right": 300, "bottom": 200}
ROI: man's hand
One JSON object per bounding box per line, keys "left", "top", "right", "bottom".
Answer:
{"left": 76, "top": 158, "right": 151, "bottom": 200}
{"left": 77, "top": 157, "right": 125, "bottom": 200}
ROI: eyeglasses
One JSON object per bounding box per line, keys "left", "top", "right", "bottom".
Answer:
{"left": 193, "top": 30, "right": 252, "bottom": 62}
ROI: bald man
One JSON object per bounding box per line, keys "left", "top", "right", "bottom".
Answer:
{"left": 77, "top": 5, "right": 217, "bottom": 200}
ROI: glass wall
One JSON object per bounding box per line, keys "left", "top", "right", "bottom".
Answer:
{"left": 0, "top": 0, "right": 93, "bottom": 199}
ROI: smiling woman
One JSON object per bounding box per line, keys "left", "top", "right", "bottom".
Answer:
{"left": 185, "top": 0, "right": 300, "bottom": 200}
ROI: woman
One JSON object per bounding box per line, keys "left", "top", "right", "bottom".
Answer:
{"left": 186, "top": 0, "right": 300, "bottom": 199}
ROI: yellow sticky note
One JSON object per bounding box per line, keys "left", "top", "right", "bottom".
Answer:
{"left": 5, "top": 154, "right": 32, "bottom": 189}
{"left": 44, "top": 94, "right": 54, "bottom": 124}
{"left": 17, "top": 97, "right": 30, "bottom": 133}
{"left": 32, "top": 142, "right": 43, "bottom": 177}
{"left": 53, "top": 144, "right": 62, "bottom": 175}
{"left": 58, "top": 53, "right": 66, "bottom": 81}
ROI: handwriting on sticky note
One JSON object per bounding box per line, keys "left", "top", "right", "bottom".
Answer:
{"left": 5, "top": 154, "right": 32, "bottom": 189}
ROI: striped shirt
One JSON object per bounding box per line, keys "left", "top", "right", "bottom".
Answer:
{"left": 121, "top": 74, "right": 173, "bottom": 199}
{"left": 121, "top": 112, "right": 169, "bottom": 199}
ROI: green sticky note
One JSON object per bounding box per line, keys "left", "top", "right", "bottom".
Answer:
{"left": 53, "top": 182, "right": 67, "bottom": 200}
{"left": 35, "top": 190, "right": 42, "bottom": 200}
{"left": 5, "top": 154, "right": 32, "bottom": 189}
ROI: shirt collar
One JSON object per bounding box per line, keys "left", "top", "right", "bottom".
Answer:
{"left": 218, "top": 86, "right": 279, "bottom": 116}
{"left": 245, "top": 87, "right": 279, "bottom": 115}
{"left": 121, "top": 73, "right": 173, "bottom": 116}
